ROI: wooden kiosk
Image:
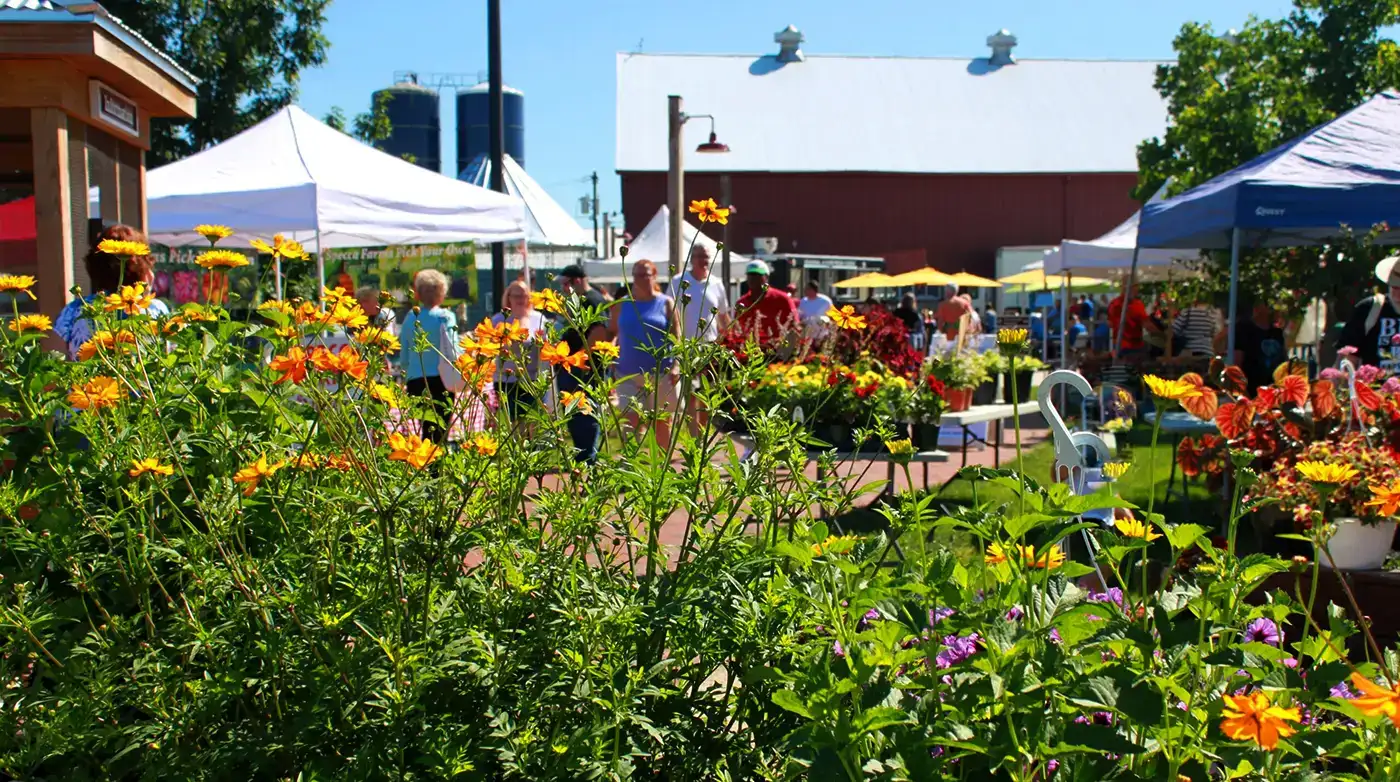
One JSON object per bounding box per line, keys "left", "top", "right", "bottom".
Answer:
{"left": 0, "top": 0, "right": 196, "bottom": 327}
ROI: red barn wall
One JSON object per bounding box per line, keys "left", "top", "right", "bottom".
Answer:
{"left": 619, "top": 171, "right": 1140, "bottom": 275}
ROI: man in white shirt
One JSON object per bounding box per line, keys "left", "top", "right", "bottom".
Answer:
{"left": 797, "top": 280, "right": 834, "bottom": 339}
{"left": 667, "top": 245, "right": 731, "bottom": 438}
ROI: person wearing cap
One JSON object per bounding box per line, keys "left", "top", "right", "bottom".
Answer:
{"left": 559, "top": 264, "right": 611, "bottom": 310}
{"left": 734, "top": 260, "right": 798, "bottom": 344}
{"left": 1339, "top": 256, "right": 1400, "bottom": 372}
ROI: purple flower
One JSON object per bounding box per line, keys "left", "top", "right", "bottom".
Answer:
{"left": 1005, "top": 606, "right": 1024, "bottom": 621}
{"left": 1047, "top": 759, "right": 1059, "bottom": 774}
{"left": 1283, "top": 657, "right": 1299, "bottom": 669}
{"left": 1075, "top": 711, "right": 1114, "bottom": 726}
{"left": 1385, "top": 377, "right": 1400, "bottom": 395}
{"left": 1357, "top": 364, "right": 1384, "bottom": 383}
{"left": 929, "top": 607, "right": 955, "bottom": 626}
{"left": 935, "top": 633, "right": 980, "bottom": 669}
{"left": 1339, "top": 345, "right": 1359, "bottom": 357}
{"left": 1088, "top": 587, "right": 1124, "bottom": 609}
{"left": 1243, "top": 617, "right": 1282, "bottom": 646}
{"left": 1049, "top": 628, "right": 1063, "bottom": 645}
{"left": 1086, "top": 613, "right": 1103, "bottom": 622}
{"left": 832, "top": 640, "right": 845, "bottom": 658}
{"left": 1320, "top": 368, "right": 1346, "bottom": 381}
{"left": 865, "top": 608, "right": 881, "bottom": 621}
{"left": 1175, "top": 701, "right": 1188, "bottom": 711}
{"left": 1331, "top": 681, "right": 1358, "bottom": 699}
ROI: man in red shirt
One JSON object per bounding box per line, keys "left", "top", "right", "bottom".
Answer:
{"left": 735, "top": 260, "right": 798, "bottom": 344}
{"left": 1107, "top": 285, "right": 1160, "bottom": 354}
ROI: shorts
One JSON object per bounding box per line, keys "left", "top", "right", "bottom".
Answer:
{"left": 617, "top": 373, "right": 678, "bottom": 415}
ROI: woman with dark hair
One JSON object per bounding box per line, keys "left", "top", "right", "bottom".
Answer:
{"left": 54, "top": 224, "right": 169, "bottom": 360}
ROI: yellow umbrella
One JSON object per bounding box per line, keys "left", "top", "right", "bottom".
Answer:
{"left": 947, "top": 271, "right": 1003, "bottom": 288}
{"left": 996, "top": 269, "right": 1108, "bottom": 288}
{"left": 886, "top": 267, "right": 955, "bottom": 286}
{"left": 833, "top": 272, "right": 899, "bottom": 289}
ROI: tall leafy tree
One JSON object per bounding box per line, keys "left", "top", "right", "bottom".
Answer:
{"left": 324, "top": 91, "right": 394, "bottom": 146}
{"left": 104, "top": 0, "right": 332, "bottom": 164}
{"left": 1136, "top": 0, "right": 1400, "bottom": 315}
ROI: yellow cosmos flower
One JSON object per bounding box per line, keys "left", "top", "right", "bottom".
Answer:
{"left": 885, "top": 438, "right": 914, "bottom": 456}
{"left": 688, "top": 198, "right": 730, "bottom": 225}
{"left": 458, "top": 336, "right": 502, "bottom": 361}
{"left": 985, "top": 542, "right": 1010, "bottom": 565}
{"left": 985, "top": 542, "right": 1064, "bottom": 569}
{"left": 233, "top": 455, "right": 283, "bottom": 496}
{"left": 103, "top": 283, "right": 155, "bottom": 316}
{"left": 368, "top": 383, "right": 399, "bottom": 406}
{"left": 194, "top": 249, "right": 250, "bottom": 270}
{"left": 1143, "top": 374, "right": 1202, "bottom": 403}
{"left": 468, "top": 432, "right": 499, "bottom": 457}
{"left": 1102, "top": 461, "right": 1130, "bottom": 480}
{"left": 827, "top": 305, "right": 867, "bottom": 331}
{"left": 179, "top": 306, "right": 218, "bottom": 323}
{"left": 250, "top": 234, "right": 307, "bottom": 261}
{"left": 560, "top": 390, "right": 593, "bottom": 415}
{"left": 997, "top": 328, "right": 1030, "bottom": 348}
{"left": 356, "top": 327, "right": 401, "bottom": 353}
{"left": 590, "top": 340, "right": 620, "bottom": 363}
{"left": 9, "top": 314, "right": 51, "bottom": 334}
{"left": 322, "top": 286, "right": 354, "bottom": 307}
{"left": 530, "top": 289, "right": 563, "bottom": 314}
{"left": 1346, "top": 672, "right": 1400, "bottom": 727}
{"left": 96, "top": 238, "right": 150, "bottom": 257}
{"left": 272, "top": 325, "right": 299, "bottom": 340}
{"left": 387, "top": 432, "right": 442, "bottom": 469}
{"left": 1220, "top": 691, "right": 1300, "bottom": 750}
{"left": 1115, "top": 516, "right": 1161, "bottom": 542}
{"left": 68, "top": 376, "right": 121, "bottom": 411}
{"left": 77, "top": 330, "right": 137, "bottom": 361}
{"left": 194, "top": 224, "right": 234, "bottom": 243}
{"left": 812, "top": 533, "right": 860, "bottom": 556}
{"left": 0, "top": 274, "right": 38, "bottom": 300}
{"left": 128, "top": 457, "right": 174, "bottom": 478}
{"left": 258, "top": 299, "right": 295, "bottom": 316}
{"left": 1295, "top": 461, "right": 1359, "bottom": 486}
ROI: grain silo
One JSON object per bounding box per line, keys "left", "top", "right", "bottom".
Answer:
{"left": 456, "top": 81, "right": 523, "bottom": 174}
{"left": 372, "top": 73, "right": 441, "bottom": 173}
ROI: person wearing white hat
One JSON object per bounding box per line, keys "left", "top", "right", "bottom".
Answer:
{"left": 1338, "top": 255, "right": 1400, "bottom": 372}
{"left": 734, "top": 259, "right": 798, "bottom": 344}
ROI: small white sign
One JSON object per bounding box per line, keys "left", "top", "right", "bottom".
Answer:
{"left": 89, "top": 81, "right": 139, "bottom": 138}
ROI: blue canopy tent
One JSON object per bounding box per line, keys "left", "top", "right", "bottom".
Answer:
{"left": 1135, "top": 90, "right": 1400, "bottom": 358}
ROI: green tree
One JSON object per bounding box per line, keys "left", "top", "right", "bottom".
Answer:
{"left": 1136, "top": 0, "right": 1400, "bottom": 317}
{"left": 324, "top": 91, "right": 394, "bottom": 145}
{"left": 104, "top": 0, "right": 332, "bottom": 164}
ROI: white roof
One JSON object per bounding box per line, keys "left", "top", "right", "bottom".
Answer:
{"left": 459, "top": 154, "right": 594, "bottom": 249}
{"left": 596, "top": 205, "right": 747, "bottom": 280}
{"left": 617, "top": 53, "right": 1168, "bottom": 174}
{"left": 1044, "top": 184, "right": 1201, "bottom": 276}
{"left": 143, "top": 105, "right": 526, "bottom": 250}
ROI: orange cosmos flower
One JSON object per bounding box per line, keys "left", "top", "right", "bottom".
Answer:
{"left": 1219, "top": 691, "right": 1300, "bottom": 750}
{"left": 459, "top": 336, "right": 502, "bottom": 360}
{"left": 103, "top": 283, "right": 155, "bottom": 316}
{"left": 688, "top": 198, "right": 730, "bottom": 225}
{"left": 498, "top": 320, "right": 530, "bottom": 345}
{"left": 293, "top": 301, "right": 326, "bottom": 325}
{"left": 269, "top": 346, "right": 309, "bottom": 384}
{"left": 233, "top": 455, "right": 283, "bottom": 496}
{"left": 387, "top": 432, "right": 442, "bottom": 470}
{"left": 68, "top": 376, "right": 122, "bottom": 411}
{"left": 250, "top": 234, "right": 307, "bottom": 261}
{"left": 322, "top": 286, "right": 354, "bottom": 307}
{"left": 454, "top": 357, "right": 495, "bottom": 390}
{"left": 540, "top": 341, "right": 588, "bottom": 370}
{"left": 327, "top": 300, "right": 368, "bottom": 329}
{"left": 356, "top": 327, "right": 401, "bottom": 353}
{"left": 827, "top": 305, "right": 867, "bottom": 331}
{"left": 1366, "top": 481, "right": 1400, "bottom": 517}
{"left": 530, "top": 289, "right": 564, "bottom": 314}
{"left": 560, "top": 390, "right": 593, "bottom": 415}
{"left": 310, "top": 346, "right": 369, "bottom": 380}
{"left": 591, "top": 340, "right": 619, "bottom": 363}
{"left": 76, "top": 330, "right": 137, "bottom": 361}
{"left": 1346, "top": 672, "right": 1400, "bottom": 726}
{"left": 468, "top": 432, "right": 499, "bottom": 457}
{"left": 474, "top": 318, "right": 507, "bottom": 343}
{"left": 128, "top": 457, "right": 174, "bottom": 478}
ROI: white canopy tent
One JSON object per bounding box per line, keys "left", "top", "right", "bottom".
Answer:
{"left": 1043, "top": 184, "right": 1201, "bottom": 277}
{"left": 594, "top": 205, "right": 748, "bottom": 285}
{"left": 458, "top": 153, "right": 594, "bottom": 253}
{"left": 139, "top": 105, "right": 527, "bottom": 292}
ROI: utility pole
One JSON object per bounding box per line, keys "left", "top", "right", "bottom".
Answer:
{"left": 667, "top": 95, "right": 683, "bottom": 278}
{"left": 590, "top": 171, "right": 600, "bottom": 254}
{"left": 487, "top": 0, "right": 506, "bottom": 307}
{"left": 602, "top": 212, "right": 611, "bottom": 257}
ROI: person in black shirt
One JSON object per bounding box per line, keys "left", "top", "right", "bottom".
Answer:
{"left": 894, "top": 293, "right": 923, "bottom": 342}
{"left": 1218, "top": 294, "right": 1285, "bottom": 392}
{"left": 1338, "top": 255, "right": 1400, "bottom": 372}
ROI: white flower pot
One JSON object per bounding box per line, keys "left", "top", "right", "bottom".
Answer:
{"left": 1317, "top": 517, "right": 1397, "bottom": 570}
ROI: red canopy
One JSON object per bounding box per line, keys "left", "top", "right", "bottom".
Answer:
{"left": 0, "top": 197, "right": 38, "bottom": 269}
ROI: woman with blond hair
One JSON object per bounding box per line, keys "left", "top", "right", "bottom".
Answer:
{"left": 397, "top": 269, "right": 457, "bottom": 445}
{"left": 55, "top": 224, "right": 169, "bottom": 360}
{"left": 608, "top": 258, "right": 680, "bottom": 451}
{"left": 491, "top": 279, "right": 548, "bottom": 418}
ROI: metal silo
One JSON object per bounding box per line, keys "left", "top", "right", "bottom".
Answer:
{"left": 373, "top": 73, "right": 441, "bottom": 173}
{"left": 456, "top": 81, "right": 524, "bottom": 174}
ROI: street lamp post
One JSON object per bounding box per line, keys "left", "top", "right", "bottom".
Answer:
{"left": 666, "top": 95, "right": 729, "bottom": 278}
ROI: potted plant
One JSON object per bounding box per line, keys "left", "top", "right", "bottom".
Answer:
{"left": 970, "top": 351, "right": 999, "bottom": 406}
{"left": 1252, "top": 435, "right": 1400, "bottom": 570}
{"left": 905, "top": 372, "right": 948, "bottom": 451}
{"left": 985, "top": 351, "right": 1047, "bottom": 404}
{"left": 930, "top": 351, "right": 990, "bottom": 413}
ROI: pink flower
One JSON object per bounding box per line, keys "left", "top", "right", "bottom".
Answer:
{"left": 1356, "top": 364, "right": 1383, "bottom": 383}
{"left": 1384, "top": 377, "right": 1400, "bottom": 395}
{"left": 1338, "top": 346, "right": 1359, "bottom": 357}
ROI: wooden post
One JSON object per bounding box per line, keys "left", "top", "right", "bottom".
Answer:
{"left": 30, "top": 108, "right": 75, "bottom": 340}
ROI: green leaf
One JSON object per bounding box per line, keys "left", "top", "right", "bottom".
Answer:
{"left": 854, "top": 706, "right": 912, "bottom": 737}
{"left": 1165, "top": 523, "right": 1209, "bottom": 551}
{"left": 1003, "top": 512, "right": 1056, "bottom": 539}
{"left": 1056, "top": 723, "right": 1145, "bottom": 755}
{"left": 771, "top": 690, "right": 812, "bottom": 719}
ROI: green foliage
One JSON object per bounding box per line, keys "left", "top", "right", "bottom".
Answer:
{"left": 325, "top": 92, "right": 397, "bottom": 147}
{"left": 1137, "top": 0, "right": 1400, "bottom": 313}
{"left": 107, "top": 0, "right": 332, "bottom": 163}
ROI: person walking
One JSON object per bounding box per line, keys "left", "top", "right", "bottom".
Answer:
{"left": 935, "top": 285, "right": 975, "bottom": 340}
{"left": 491, "top": 280, "right": 548, "bottom": 419}
{"left": 1339, "top": 255, "right": 1400, "bottom": 374}
{"left": 894, "top": 292, "right": 924, "bottom": 348}
{"left": 734, "top": 260, "right": 798, "bottom": 345}
{"left": 356, "top": 286, "right": 396, "bottom": 333}
{"left": 609, "top": 259, "right": 681, "bottom": 451}
{"left": 396, "top": 270, "right": 456, "bottom": 446}
{"left": 1171, "top": 297, "right": 1222, "bottom": 357}
{"left": 667, "top": 245, "right": 730, "bottom": 438}
{"left": 797, "top": 281, "right": 834, "bottom": 327}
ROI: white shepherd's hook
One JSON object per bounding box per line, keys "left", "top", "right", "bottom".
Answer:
{"left": 1037, "top": 370, "right": 1112, "bottom": 588}
{"left": 1337, "top": 359, "right": 1359, "bottom": 434}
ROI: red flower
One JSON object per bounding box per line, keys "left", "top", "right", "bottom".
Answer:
{"left": 927, "top": 377, "right": 946, "bottom": 397}
{"left": 855, "top": 383, "right": 879, "bottom": 399}
{"left": 827, "top": 371, "right": 842, "bottom": 387}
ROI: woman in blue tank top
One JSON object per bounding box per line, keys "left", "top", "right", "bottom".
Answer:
{"left": 608, "top": 259, "right": 680, "bottom": 451}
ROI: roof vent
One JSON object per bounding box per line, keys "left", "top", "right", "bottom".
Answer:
{"left": 774, "top": 25, "right": 805, "bottom": 63}
{"left": 986, "top": 29, "right": 1017, "bottom": 66}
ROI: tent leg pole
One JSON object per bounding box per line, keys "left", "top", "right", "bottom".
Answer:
{"left": 1226, "top": 227, "right": 1241, "bottom": 361}
{"left": 315, "top": 229, "right": 326, "bottom": 303}
{"left": 274, "top": 259, "right": 282, "bottom": 301}
{"left": 1114, "top": 243, "right": 1141, "bottom": 358}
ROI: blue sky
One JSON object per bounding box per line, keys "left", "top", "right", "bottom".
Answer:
{"left": 297, "top": 0, "right": 1296, "bottom": 232}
